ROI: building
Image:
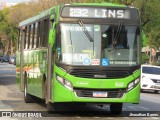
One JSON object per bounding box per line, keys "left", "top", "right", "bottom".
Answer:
{"left": 0, "top": 0, "right": 17, "bottom": 10}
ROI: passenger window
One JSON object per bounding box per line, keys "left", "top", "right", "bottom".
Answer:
{"left": 42, "top": 18, "right": 49, "bottom": 47}
{"left": 36, "top": 21, "right": 41, "bottom": 48}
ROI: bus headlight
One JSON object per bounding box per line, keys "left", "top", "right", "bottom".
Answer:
{"left": 127, "top": 78, "right": 140, "bottom": 91}
{"left": 56, "top": 75, "right": 73, "bottom": 91}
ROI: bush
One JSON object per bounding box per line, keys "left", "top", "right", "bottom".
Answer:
{"left": 141, "top": 53, "right": 149, "bottom": 64}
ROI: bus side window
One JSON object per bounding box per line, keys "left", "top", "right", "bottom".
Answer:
{"left": 32, "top": 23, "right": 36, "bottom": 49}
{"left": 28, "top": 25, "right": 31, "bottom": 49}
{"left": 18, "top": 30, "right": 21, "bottom": 51}
{"left": 30, "top": 24, "right": 33, "bottom": 49}
{"left": 36, "top": 21, "right": 41, "bottom": 48}
{"left": 24, "top": 27, "right": 28, "bottom": 50}
{"left": 42, "top": 18, "right": 49, "bottom": 47}
{"left": 18, "top": 27, "right": 26, "bottom": 51}
{"left": 34, "top": 23, "right": 38, "bottom": 49}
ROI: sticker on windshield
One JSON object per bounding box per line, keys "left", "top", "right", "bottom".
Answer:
{"left": 62, "top": 25, "right": 92, "bottom": 32}
{"left": 83, "top": 57, "right": 91, "bottom": 65}
{"left": 92, "top": 59, "right": 100, "bottom": 65}
{"left": 102, "top": 33, "right": 107, "bottom": 38}
{"left": 102, "top": 58, "right": 109, "bottom": 66}
{"left": 94, "top": 25, "right": 100, "bottom": 31}
{"left": 63, "top": 53, "right": 89, "bottom": 63}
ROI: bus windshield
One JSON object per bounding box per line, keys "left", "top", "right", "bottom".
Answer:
{"left": 57, "top": 23, "right": 140, "bottom": 67}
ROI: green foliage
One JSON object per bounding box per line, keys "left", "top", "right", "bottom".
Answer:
{"left": 137, "top": 0, "right": 160, "bottom": 49}
{"left": 0, "top": 8, "right": 18, "bottom": 55}
{"left": 142, "top": 31, "right": 147, "bottom": 47}
{"left": 141, "top": 53, "right": 149, "bottom": 64}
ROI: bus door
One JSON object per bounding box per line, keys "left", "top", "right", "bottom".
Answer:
{"left": 46, "top": 18, "right": 55, "bottom": 102}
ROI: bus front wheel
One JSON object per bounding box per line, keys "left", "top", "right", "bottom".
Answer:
{"left": 42, "top": 79, "right": 47, "bottom": 100}
{"left": 110, "top": 103, "right": 123, "bottom": 114}
{"left": 46, "top": 102, "right": 59, "bottom": 112}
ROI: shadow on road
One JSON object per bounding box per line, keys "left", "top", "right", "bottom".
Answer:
{"left": 0, "top": 76, "right": 16, "bottom": 86}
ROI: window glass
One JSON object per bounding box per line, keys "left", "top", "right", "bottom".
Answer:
{"left": 27, "top": 25, "right": 31, "bottom": 49}
{"left": 24, "top": 27, "right": 28, "bottom": 50}
{"left": 42, "top": 19, "right": 49, "bottom": 47}
{"left": 30, "top": 25, "right": 33, "bottom": 49}
{"left": 36, "top": 21, "right": 41, "bottom": 48}
{"left": 34, "top": 23, "right": 38, "bottom": 49}
{"left": 18, "top": 30, "right": 21, "bottom": 50}
{"left": 57, "top": 23, "right": 140, "bottom": 67}
{"left": 142, "top": 67, "right": 160, "bottom": 75}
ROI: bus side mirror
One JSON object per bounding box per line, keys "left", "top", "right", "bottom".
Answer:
{"left": 48, "top": 29, "right": 55, "bottom": 47}
{"left": 49, "top": 22, "right": 56, "bottom": 47}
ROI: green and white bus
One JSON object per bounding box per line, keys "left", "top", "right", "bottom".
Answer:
{"left": 16, "top": 3, "right": 141, "bottom": 114}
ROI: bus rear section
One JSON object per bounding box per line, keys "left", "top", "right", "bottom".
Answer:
{"left": 141, "top": 65, "right": 160, "bottom": 94}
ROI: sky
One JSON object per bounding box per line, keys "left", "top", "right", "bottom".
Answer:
{"left": 0, "top": 0, "right": 31, "bottom": 3}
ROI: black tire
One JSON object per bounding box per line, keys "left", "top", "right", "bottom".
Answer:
{"left": 154, "top": 90, "right": 159, "bottom": 94}
{"left": 42, "top": 80, "right": 47, "bottom": 100}
{"left": 24, "top": 74, "right": 34, "bottom": 103}
{"left": 110, "top": 103, "right": 123, "bottom": 114}
{"left": 46, "top": 102, "right": 59, "bottom": 113}
{"left": 46, "top": 102, "right": 66, "bottom": 113}
{"left": 141, "top": 89, "right": 144, "bottom": 93}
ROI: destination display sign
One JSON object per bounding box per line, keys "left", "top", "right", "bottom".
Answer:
{"left": 61, "top": 6, "right": 131, "bottom": 19}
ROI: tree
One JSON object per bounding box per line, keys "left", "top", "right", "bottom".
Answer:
{"left": 7, "top": 3, "right": 36, "bottom": 26}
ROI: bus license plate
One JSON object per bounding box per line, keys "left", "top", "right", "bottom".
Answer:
{"left": 93, "top": 92, "right": 108, "bottom": 98}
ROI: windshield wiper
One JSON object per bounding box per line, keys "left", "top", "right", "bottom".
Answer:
{"left": 112, "top": 22, "right": 123, "bottom": 45}
{"left": 78, "top": 20, "right": 94, "bottom": 42}
{"left": 78, "top": 19, "right": 95, "bottom": 57}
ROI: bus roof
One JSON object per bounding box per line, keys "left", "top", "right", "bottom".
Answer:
{"left": 69, "top": 2, "right": 127, "bottom": 7}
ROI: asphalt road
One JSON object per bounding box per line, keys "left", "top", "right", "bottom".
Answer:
{"left": 0, "top": 62, "right": 160, "bottom": 120}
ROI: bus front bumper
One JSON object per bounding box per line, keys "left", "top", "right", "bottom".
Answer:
{"left": 52, "top": 82, "right": 140, "bottom": 104}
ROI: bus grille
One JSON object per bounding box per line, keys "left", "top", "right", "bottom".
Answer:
{"left": 74, "top": 88, "right": 126, "bottom": 98}
{"left": 69, "top": 69, "right": 130, "bottom": 79}
{"left": 151, "top": 79, "right": 160, "bottom": 83}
